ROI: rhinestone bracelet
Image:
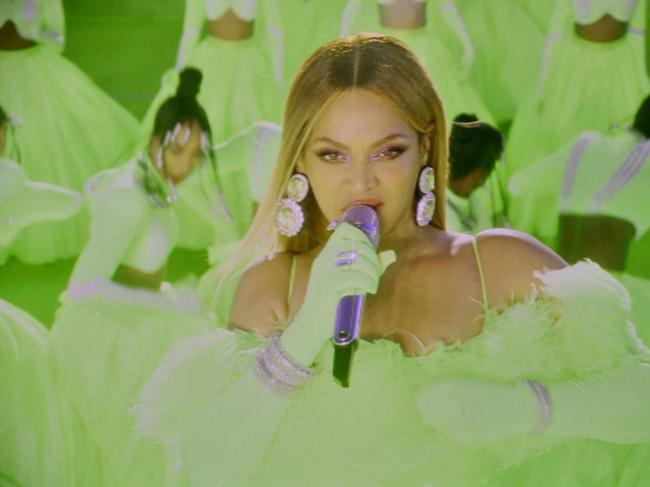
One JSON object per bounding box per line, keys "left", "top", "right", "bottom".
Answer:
{"left": 255, "top": 332, "right": 315, "bottom": 396}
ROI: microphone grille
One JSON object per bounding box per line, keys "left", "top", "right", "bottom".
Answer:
{"left": 341, "top": 205, "right": 380, "bottom": 248}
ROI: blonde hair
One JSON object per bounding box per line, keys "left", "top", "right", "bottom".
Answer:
{"left": 213, "top": 33, "right": 448, "bottom": 306}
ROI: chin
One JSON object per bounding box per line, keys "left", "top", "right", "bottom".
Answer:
{"left": 169, "top": 175, "right": 187, "bottom": 185}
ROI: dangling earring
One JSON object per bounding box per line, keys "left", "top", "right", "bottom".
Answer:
{"left": 416, "top": 166, "right": 435, "bottom": 226}
{"left": 155, "top": 144, "right": 179, "bottom": 206}
{"left": 277, "top": 173, "right": 309, "bottom": 236}
{"left": 138, "top": 130, "right": 179, "bottom": 208}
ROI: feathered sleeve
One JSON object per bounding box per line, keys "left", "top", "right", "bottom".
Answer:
{"left": 413, "top": 261, "right": 650, "bottom": 452}
{"left": 413, "top": 260, "right": 647, "bottom": 383}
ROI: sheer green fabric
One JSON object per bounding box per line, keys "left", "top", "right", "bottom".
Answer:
{"left": 52, "top": 283, "right": 213, "bottom": 487}
{"left": 134, "top": 260, "right": 650, "bottom": 486}
{"left": 505, "top": 1, "right": 648, "bottom": 175}
{"left": 341, "top": 0, "right": 494, "bottom": 124}
{"left": 69, "top": 158, "right": 178, "bottom": 286}
{"left": 0, "top": 0, "right": 65, "bottom": 50}
{"left": 509, "top": 129, "right": 650, "bottom": 266}
{"left": 140, "top": 0, "right": 284, "bottom": 146}
{"left": 0, "top": 159, "right": 82, "bottom": 263}
{"left": 453, "top": 0, "right": 546, "bottom": 124}
{"left": 0, "top": 45, "right": 138, "bottom": 262}
{"left": 0, "top": 299, "right": 105, "bottom": 487}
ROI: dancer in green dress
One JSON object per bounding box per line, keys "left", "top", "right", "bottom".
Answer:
{"left": 452, "top": 0, "right": 547, "bottom": 126}
{"left": 0, "top": 0, "right": 138, "bottom": 262}
{"left": 277, "top": 0, "right": 349, "bottom": 84}
{"left": 341, "top": 0, "right": 494, "bottom": 124}
{"left": 506, "top": 0, "right": 649, "bottom": 176}
{"left": 509, "top": 93, "right": 650, "bottom": 269}
{"left": 142, "top": 0, "right": 284, "bottom": 146}
{"left": 52, "top": 68, "right": 225, "bottom": 487}
{"left": 447, "top": 113, "right": 506, "bottom": 234}
{"left": 133, "top": 34, "right": 650, "bottom": 487}
{"left": 0, "top": 106, "right": 82, "bottom": 264}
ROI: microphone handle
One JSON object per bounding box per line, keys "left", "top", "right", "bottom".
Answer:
{"left": 330, "top": 204, "right": 379, "bottom": 388}
{"left": 332, "top": 294, "right": 365, "bottom": 388}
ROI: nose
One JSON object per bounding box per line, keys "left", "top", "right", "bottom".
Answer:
{"left": 346, "top": 159, "right": 377, "bottom": 193}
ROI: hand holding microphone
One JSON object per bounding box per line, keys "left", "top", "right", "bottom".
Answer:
{"left": 280, "top": 212, "right": 396, "bottom": 370}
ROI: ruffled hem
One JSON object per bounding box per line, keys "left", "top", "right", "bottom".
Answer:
{"left": 0, "top": 300, "right": 105, "bottom": 487}
{"left": 52, "top": 284, "right": 213, "bottom": 487}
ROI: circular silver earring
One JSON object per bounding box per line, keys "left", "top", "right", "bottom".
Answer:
{"left": 416, "top": 166, "right": 435, "bottom": 226}
{"left": 277, "top": 173, "right": 309, "bottom": 236}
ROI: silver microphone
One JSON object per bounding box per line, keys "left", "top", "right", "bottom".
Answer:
{"left": 332, "top": 205, "right": 380, "bottom": 387}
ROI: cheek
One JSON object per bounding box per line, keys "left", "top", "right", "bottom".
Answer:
{"left": 383, "top": 158, "right": 420, "bottom": 191}
{"left": 308, "top": 170, "right": 342, "bottom": 219}
{"left": 163, "top": 154, "right": 186, "bottom": 176}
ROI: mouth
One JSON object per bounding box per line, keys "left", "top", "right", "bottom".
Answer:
{"left": 349, "top": 199, "right": 384, "bottom": 212}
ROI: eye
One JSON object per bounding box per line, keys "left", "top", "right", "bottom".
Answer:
{"left": 316, "top": 150, "right": 348, "bottom": 162}
{"left": 373, "top": 146, "right": 407, "bottom": 161}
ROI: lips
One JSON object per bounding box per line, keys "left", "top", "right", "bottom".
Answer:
{"left": 349, "top": 199, "right": 384, "bottom": 211}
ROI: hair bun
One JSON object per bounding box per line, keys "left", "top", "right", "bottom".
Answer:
{"left": 453, "top": 113, "right": 479, "bottom": 124}
{"left": 176, "top": 67, "right": 203, "bottom": 99}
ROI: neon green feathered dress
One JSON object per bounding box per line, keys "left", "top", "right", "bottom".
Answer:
{"left": 134, "top": 261, "right": 650, "bottom": 486}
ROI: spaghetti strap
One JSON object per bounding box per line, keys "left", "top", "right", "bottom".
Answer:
{"left": 472, "top": 237, "right": 490, "bottom": 314}
{"left": 287, "top": 254, "right": 298, "bottom": 311}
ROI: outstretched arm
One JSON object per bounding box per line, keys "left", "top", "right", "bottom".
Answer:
{"left": 69, "top": 188, "right": 147, "bottom": 289}
{"left": 416, "top": 359, "right": 650, "bottom": 446}
{"left": 175, "top": 0, "right": 205, "bottom": 69}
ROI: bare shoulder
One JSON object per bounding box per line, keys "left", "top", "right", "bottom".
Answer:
{"left": 475, "top": 228, "right": 567, "bottom": 307}
{"left": 229, "top": 252, "right": 294, "bottom": 336}
{"left": 476, "top": 228, "right": 566, "bottom": 269}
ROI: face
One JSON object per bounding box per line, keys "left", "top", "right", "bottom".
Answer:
{"left": 467, "top": 168, "right": 490, "bottom": 195}
{"left": 451, "top": 167, "right": 489, "bottom": 198}
{"left": 298, "top": 89, "right": 429, "bottom": 240}
{"left": 150, "top": 120, "right": 205, "bottom": 184}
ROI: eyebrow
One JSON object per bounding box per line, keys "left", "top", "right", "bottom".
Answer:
{"left": 310, "top": 133, "right": 409, "bottom": 151}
